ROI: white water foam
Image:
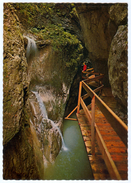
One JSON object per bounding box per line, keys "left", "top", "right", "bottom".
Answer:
{"left": 32, "top": 91, "right": 68, "bottom": 151}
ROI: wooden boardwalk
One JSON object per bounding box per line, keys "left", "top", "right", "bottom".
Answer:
{"left": 76, "top": 87, "right": 127, "bottom": 180}
{"left": 77, "top": 104, "right": 127, "bottom": 180}
{"left": 77, "top": 110, "right": 111, "bottom": 180}
{"left": 65, "top": 69, "right": 127, "bottom": 180}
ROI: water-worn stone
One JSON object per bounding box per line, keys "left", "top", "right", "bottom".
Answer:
{"left": 29, "top": 92, "right": 62, "bottom": 163}
{"left": 108, "top": 25, "right": 127, "bottom": 110}
{"left": 3, "top": 124, "right": 44, "bottom": 180}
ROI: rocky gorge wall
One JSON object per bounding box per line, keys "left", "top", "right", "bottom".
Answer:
{"left": 3, "top": 4, "right": 45, "bottom": 179}
{"left": 76, "top": 3, "right": 128, "bottom": 111}
{"left": 3, "top": 3, "right": 128, "bottom": 180}
{"left": 3, "top": 3, "right": 84, "bottom": 179}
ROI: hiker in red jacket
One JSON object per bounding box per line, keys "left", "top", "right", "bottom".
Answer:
{"left": 83, "top": 62, "right": 87, "bottom": 71}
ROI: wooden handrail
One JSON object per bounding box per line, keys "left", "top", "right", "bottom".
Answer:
{"left": 91, "top": 96, "right": 95, "bottom": 155}
{"left": 79, "top": 94, "right": 122, "bottom": 179}
{"left": 83, "top": 74, "right": 104, "bottom": 84}
{"left": 77, "top": 81, "right": 82, "bottom": 114}
{"left": 76, "top": 77, "right": 127, "bottom": 179}
{"left": 82, "top": 81, "right": 127, "bottom": 146}
{"left": 95, "top": 124, "right": 121, "bottom": 179}
{"left": 82, "top": 85, "right": 104, "bottom": 100}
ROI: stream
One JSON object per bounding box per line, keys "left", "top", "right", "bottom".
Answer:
{"left": 44, "top": 114, "right": 94, "bottom": 180}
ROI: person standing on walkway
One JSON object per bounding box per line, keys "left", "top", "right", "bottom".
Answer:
{"left": 83, "top": 62, "right": 87, "bottom": 71}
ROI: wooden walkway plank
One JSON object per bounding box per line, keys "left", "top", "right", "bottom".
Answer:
{"left": 67, "top": 71, "right": 128, "bottom": 180}
{"left": 93, "top": 104, "right": 127, "bottom": 180}
{"left": 95, "top": 124, "right": 121, "bottom": 180}
{"left": 82, "top": 81, "right": 127, "bottom": 146}
{"left": 77, "top": 103, "right": 127, "bottom": 180}
{"left": 76, "top": 112, "right": 111, "bottom": 180}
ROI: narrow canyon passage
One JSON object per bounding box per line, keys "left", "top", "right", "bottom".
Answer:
{"left": 44, "top": 114, "right": 94, "bottom": 180}
{"left": 3, "top": 3, "right": 127, "bottom": 180}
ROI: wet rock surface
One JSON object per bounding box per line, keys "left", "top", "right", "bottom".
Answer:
{"left": 29, "top": 91, "right": 62, "bottom": 163}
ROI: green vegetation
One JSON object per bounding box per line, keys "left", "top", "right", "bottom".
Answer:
{"left": 13, "top": 3, "right": 83, "bottom": 70}
{"left": 35, "top": 24, "right": 83, "bottom": 68}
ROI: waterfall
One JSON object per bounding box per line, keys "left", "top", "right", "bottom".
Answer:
{"left": 32, "top": 91, "right": 48, "bottom": 119}
{"left": 49, "top": 119, "right": 68, "bottom": 151}
{"left": 24, "top": 36, "right": 38, "bottom": 60}
{"left": 32, "top": 91, "right": 68, "bottom": 151}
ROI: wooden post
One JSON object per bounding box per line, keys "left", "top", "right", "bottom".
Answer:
{"left": 91, "top": 95, "right": 95, "bottom": 155}
{"left": 77, "top": 81, "right": 82, "bottom": 113}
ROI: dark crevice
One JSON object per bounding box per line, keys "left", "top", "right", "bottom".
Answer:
{"left": 23, "top": 87, "right": 28, "bottom": 105}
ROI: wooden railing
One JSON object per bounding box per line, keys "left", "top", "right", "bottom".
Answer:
{"left": 77, "top": 81, "right": 128, "bottom": 180}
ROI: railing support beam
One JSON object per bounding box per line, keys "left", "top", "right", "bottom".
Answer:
{"left": 77, "top": 81, "right": 82, "bottom": 114}
{"left": 91, "top": 95, "right": 95, "bottom": 155}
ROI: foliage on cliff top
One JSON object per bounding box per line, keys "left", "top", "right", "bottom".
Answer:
{"left": 32, "top": 24, "right": 83, "bottom": 68}
{"left": 13, "top": 3, "right": 78, "bottom": 29}
{"left": 13, "top": 3, "right": 83, "bottom": 69}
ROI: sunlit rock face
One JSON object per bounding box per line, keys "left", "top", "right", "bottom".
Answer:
{"left": 108, "top": 25, "right": 127, "bottom": 110}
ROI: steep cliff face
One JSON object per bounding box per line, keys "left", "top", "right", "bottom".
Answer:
{"left": 108, "top": 25, "right": 127, "bottom": 110}
{"left": 76, "top": 3, "right": 127, "bottom": 87}
{"left": 76, "top": 3, "right": 128, "bottom": 111}
{"left": 76, "top": 4, "right": 113, "bottom": 85}
{"left": 3, "top": 3, "right": 28, "bottom": 145}
{"left": 3, "top": 4, "right": 44, "bottom": 179}
{"left": 108, "top": 4, "right": 128, "bottom": 111}
{"left": 3, "top": 3, "right": 84, "bottom": 179}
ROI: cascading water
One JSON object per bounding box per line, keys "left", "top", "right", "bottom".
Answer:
{"left": 32, "top": 91, "right": 68, "bottom": 151}
{"left": 49, "top": 119, "right": 68, "bottom": 151}
{"left": 33, "top": 91, "right": 48, "bottom": 119}
{"left": 24, "top": 36, "right": 38, "bottom": 60}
